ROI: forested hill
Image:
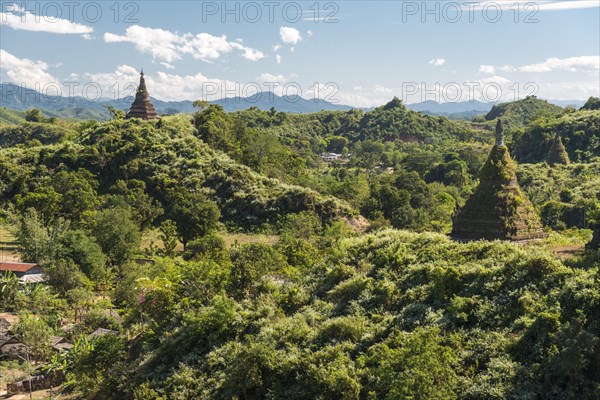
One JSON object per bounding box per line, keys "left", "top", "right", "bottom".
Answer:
{"left": 228, "top": 97, "right": 485, "bottom": 146}
{"left": 512, "top": 108, "right": 600, "bottom": 163}
{"left": 484, "top": 95, "right": 564, "bottom": 130}
{"left": 0, "top": 97, "right": 599, "bottom": 399}
{"left": 0, "top": 113, "right": 354, "bottom": 235}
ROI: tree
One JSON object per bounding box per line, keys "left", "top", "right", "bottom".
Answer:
{"left": 45, "top": 258, "right": 91, "bottom": 295}
{"left": 92, "top": 207, "right": 141, "bottom": 266}
{"left": 159, "top": 219, "right": 178, "bottom": 255}
{"left": 105, "top": 105, "right": 125, "bottom": 120}
{"left": 57, "top": 229, "right": 106, "bottom": 280}
{"left": 14, "top": 313, "right": 53, "bottom": 360}
{"left": 24, "top": 108, "right": 45, "bottom": 123}
{"left": 51, "top": 169, "right": 99, "bottom": 225}
{"left": 110, "top": 180, "right": 164, "bottom": 230}
{"left": 169, "top": 192, "right": 220, "bottom": 250}
{"left": 326, "top": 136, "right": 349, "bottom": 153}
{"left": 229, "top": 243, "right": 289, "bottom": 299}
{"left": 183, "top": 233, "right": 227, "bottom": 261}
{"left": 14, "top": 209, "right": 69, "bottom": 264}
{"left": 15, "top": 185, "right": 62, "bottom": 225}
{"left": 360, "top": 328, "right": 459, "bottom": 399}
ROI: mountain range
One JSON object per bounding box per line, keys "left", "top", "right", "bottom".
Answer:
{"left": 0, "top": 83, "right": 585, "bottom": 121}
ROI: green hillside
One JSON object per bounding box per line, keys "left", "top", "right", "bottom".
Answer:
{"left": 0, "top": 107, "right": 26, "bottom": 125}
{"left": 485, "top": 96, "right": 563, "bottom": 130}
{"left": 0, "top": 103, "right": 598, "bottom": 400}
{"left": 70, "top": 230, "right": 600, "bottom": 399}
{"left": 511, "top": 109, "right": 600, "bottom": 163}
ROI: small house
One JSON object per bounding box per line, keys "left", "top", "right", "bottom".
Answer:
{"left": 89, "top": 328, "right": 119, "bottom": 338}
{"left": 0, "top": 262, "right": 45, "bottom": 283}
{"left": 0, "top": 336, "right": 27, "bottom": 358}
{"left": 320, "top": 152, "right": 343, "bottom": 162}
{"left": 49, "top": 336, "right": 73, "bottom": 352}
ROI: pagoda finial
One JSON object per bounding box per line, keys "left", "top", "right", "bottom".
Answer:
{"left": 141, "top": 68, "right": 144, "bottom": 76}
{"left": 495, "top": 119, "right": 505, "bottom": 146}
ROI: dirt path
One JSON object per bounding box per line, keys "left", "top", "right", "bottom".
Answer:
{"left": 553, "top": 245, "right": 583, "bottom": 260}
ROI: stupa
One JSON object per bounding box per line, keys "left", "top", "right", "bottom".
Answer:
{"left": 125, "top": 70, "right": 158, "bottom": 120}
{"left": 547, "top": 133, "right": 570, "bottom": 166}
{"left": 451, "top": 119, "right": 546, "bottom": 241}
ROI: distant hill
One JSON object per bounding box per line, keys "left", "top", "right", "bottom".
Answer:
{"left": 406, "top": 100, "right": 494, "bottom": 114}
{"left": 485, "top": 96, "right": 563, "bottom": 130}
{"left": 2, "top": 83, "right": 586, "bottom": 122}
{"left": 0, "top": 83, "right": 356, "bottom": 120}
{"left": 511, "top": 108, "right": 600, "bottom": 163}
{"left": 0, "top": 107, "right": 26, "bottom": 125}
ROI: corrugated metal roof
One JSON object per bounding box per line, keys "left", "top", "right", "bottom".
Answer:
{"left": 20, "top": 274, "right": 45, "bottom": 283}
{"left": 0, "top": 262, "right": 38, "bottom": 273}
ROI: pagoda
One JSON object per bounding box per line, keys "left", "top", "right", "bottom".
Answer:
{"left": 451, "top": 119, "right": 546, "bottom": 242}
{"left": 547, "top": 132, "right": 570, "bottom": 166}
{"left": 125, "top": 70, "right": 158, "bottom": 120}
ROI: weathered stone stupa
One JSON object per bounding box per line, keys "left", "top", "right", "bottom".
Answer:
{"left": 451, "top": 119, "right": 546, "bottom": 241}
{"left": 126, "top": 70, "right": 158, "bottom": 120}
{"left": 547, "top": 133, "right": 570, "bottom": 166}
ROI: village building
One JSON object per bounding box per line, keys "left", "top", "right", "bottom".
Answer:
{"left": 125, "top": 70, "right": 159, "bottom": 120}
{"left": 0, "top": 336, "right": 27, "bottom": 358}
{"left": 49, "top": 336, "right": 74, "bottom": 352}
{"left": 451, "top": 119, "right": 546, "bottom": 242}
{"left": 89, "top": 328, "right": 119, "bottom": 338}
{"left": 320, "top": 152, "right": 343, "bottom": 162}
{"left": 0, "top": 262, "right": 45, "bottom": 283}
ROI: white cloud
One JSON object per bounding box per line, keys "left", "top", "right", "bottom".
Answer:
{"left": 105, "top": 26, "right": 181, "bottom": 62}
{"left": 353, "top": 86, "right": 363, "bottom": 91}
{"left": 258, "top": 73, "right": 287, "bottom": 83}
{"left": 275, "top": 54, "right": 282, "bottom": 64}
{"left": 280, "top": 27, "right": 302, "bottom": 45}
{"left": 477, "top": 75, "right": 511, "bottom": 84}
{"left": 479, "top": 65, "right": 496, "bottom": 74}
{"left": 307, "top": 30, "right": 313, "bottom": 37}
{"left": 273, "top": 44, "right": 282, "bottom": 51}
{"left": 461, "top": 1, "right": 599, "bottom": 11}
{"left": 429, "top": 58, "right": 446, "bottom": 67}
{"left": 537, "top": 1, "right": 600, "bottom": 11}
{"left": 375, "top": 85, "right": 392, "bottom": 93}
{"left": 0, "top": 4, "right": 93, "bottom": 37}
{"left": 0, "top": 49, "right": 58, "bottom": 87}
{"left": 230, "top": 42, "right": 265, "bottom": 61}
{"left": 104, "top": 25, "right": 264, "bottom": 63}
{"left": 160, "top": 62, "right": 176, "bottom": 70}
{"left": 85, "top": 66, "right": 241, "bottom": 102}
{"left": 500, "top": 65, "right": 517, "bottom": 72}
{"left": 519, "top": 56, "right": 600, "bottom": 72}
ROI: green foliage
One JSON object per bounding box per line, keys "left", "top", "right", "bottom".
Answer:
{"left": 159, "top": 219, "right": 178, "bottom": 255}
{"left": 485, "top": 96, "right": 563, "bottom": 130}
{"left": 1, "top": 101, "right": 599, "bottom": 399}
{"left": 168, "top": 191, "right": 221, "bottom": 249}
{"left": 512, "top": 109, "right": 600, "bottom": 163}
{"left": 66, "top": 335, "right": 127, "bottom": 397}
{"left": 14, "top": 312, "right": 53, "bottom": 360}
{"left": 580, "top": 96, "right": 600, "bottom": 111}
{"left": 92, "top": 207, "right": 141, "bottom": 266}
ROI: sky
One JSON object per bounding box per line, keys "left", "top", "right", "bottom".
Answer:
{"left": 1, "top": 0, "right": 599, "bottom": 107}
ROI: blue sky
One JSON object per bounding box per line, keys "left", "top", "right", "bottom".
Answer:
{"left": 1, "top": 0, "right": 599, "bottom": 106}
